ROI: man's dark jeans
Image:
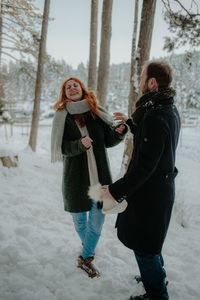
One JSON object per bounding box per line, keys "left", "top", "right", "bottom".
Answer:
{"left": 134, "top": 250, "right": 169, "bottom": 300}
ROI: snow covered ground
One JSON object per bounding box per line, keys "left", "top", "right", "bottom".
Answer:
{"left": 0, "top": 121, "right": 200, "bottom": 300}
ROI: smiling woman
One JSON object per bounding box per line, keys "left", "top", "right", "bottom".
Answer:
{"left": 51, "top": 77, "right": 127, "bottom": 278}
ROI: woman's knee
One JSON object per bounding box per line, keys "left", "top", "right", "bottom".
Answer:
{"left": 90, "top": 214, "right": 105, "bottom": 234}
{"left": 71, "top": 212, "right": 86, "bottom": 230}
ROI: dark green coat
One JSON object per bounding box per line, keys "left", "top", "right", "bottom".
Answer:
{"left": 61, "top": 113, "right": 127, "bottom": 212}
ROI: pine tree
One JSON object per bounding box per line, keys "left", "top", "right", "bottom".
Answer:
{"left": 121, "top": 0, "right": 139, "bottom": 173}
{"left": 161, "top": 0, "right": 200, "bottom": 51}
{"left": 29, "top": 0, "right": 51, "bottom": 151}
{"left": 97, "top": 0, "right": 113, "bottom": 107}
{"left": 122, "top": 0, "right": 157, "bottom": 171}
{"left": 88, "top": 0, "right": 98, "bottom": 91}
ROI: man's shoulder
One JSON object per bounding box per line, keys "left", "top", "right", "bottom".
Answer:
{"left": 144, "top": 106, "right": 167, "bottom": 121}
{"left": 142, "top": 107, "right": 170, "bottom": 132}
{"left": 145, "top": 103, "right": 179, "bottom": 120}
{"left": 143, "top": 104, "right": 181, "bottom": 133}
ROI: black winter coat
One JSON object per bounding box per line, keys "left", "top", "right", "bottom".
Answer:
{"left": 109, "top": 98, "right": 181, "bottom": 254}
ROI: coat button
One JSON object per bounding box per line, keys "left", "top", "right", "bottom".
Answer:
{"left": 166, "top": 175, "right": 168, "bottom": 179}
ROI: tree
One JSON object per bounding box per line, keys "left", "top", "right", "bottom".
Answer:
{"left": 3, "top": 51, "right": 200, "bottom": 128}
{"left": 128, "top": 0, "right": 139, "bottom": 115}
{"left": 0, "top": 2, "right": 5, "bottom": 112}
{"left": 97, "top": 0, "right": 113, "bottom": 107}
{"left": 122, "top": 0, "right": 157, "bottom": 171}
{"left": 88, "top": 0, "right": 98, "bottom": 91}
{"left": 161, "top": 0, "right": 200, "bottom": 51}
{"left": 0, "top": 1, "right": 3, "bottom": 65}
{"left": 29, "top": 0, "right": 50, "bottom": 151}
{"left": 0, "top": 0, "right": 42, "bottom": 116}
{"left": 76, "top": 62, "right": 87, "bottom": 83}
{"left": 0, "top": 0, "right": 42, "bottom": 61}
{"left": 121, "top": 0, "right": 139, "bottom": 173}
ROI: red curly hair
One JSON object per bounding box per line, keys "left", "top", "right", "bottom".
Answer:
{"left": 54, "top": 77, "right": 100, "bottom": 120}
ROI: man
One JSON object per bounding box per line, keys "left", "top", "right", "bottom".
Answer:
{"left": 101, "top": 60, "right": 181, "bottom": 300}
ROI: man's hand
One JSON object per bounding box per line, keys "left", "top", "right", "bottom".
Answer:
{"left": 113, "top": 112, "right": 128, "bottom": 123}
{"left": 100, "top": 185, "right": 116, "bottom": 202}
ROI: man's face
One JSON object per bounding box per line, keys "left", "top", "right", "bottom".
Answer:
{"left": 139, "top": 67, "right": 149, "bottom": 94}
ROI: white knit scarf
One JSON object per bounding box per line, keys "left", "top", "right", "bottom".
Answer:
{"left": 51, "top": 99, "right": 114, "bottom": 162}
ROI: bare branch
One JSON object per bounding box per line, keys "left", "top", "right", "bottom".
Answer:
{"left": 1, "top": 36, "right": 17, "bottom": 45}
{"left": 192, "top": 0, "right": 199, "bottom": 13}
{"left": 1, "top": 32, "right": 19, "bottom": 44}
{"left": 2, "top": 50, "right": 18, "bottom": 60}
{"left": 19, "top": 66, "right": 35, "bottom": 80}
{"left": 174, "top": 0, "right": 200, "bottom": 16}
{"left": 1, "top": 2, "right": 39, "bottom": 13}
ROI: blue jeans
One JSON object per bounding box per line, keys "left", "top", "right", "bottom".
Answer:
{"left": 134, "top": 250, "right": 169, "bottom": 300}
{"left": 71, "top": 200, "right": 105, "bottom": 260}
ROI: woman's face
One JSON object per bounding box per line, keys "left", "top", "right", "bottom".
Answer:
{"left": 65, "top": 80, "right": 83, "bottom": 101}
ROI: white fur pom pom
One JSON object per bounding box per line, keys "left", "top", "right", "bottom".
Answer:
{"left": 88, "top": 183, "right": 102, "bottom": 201}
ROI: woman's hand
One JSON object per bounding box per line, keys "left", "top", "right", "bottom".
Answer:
{"left": 81, "top": 136, "right": 93, "bottom": 148}
{"left": 113, "top": 112, "right": 128, "bottom": 123}
{"left": 115, "top": 124, "right": 125, "bottom": 134}
{"left": 100, "top": 185, "right": 116, "bottom": 202}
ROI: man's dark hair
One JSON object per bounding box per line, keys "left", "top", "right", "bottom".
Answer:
{"left": 146, "top": 61, "right": 172, "bottom": 88}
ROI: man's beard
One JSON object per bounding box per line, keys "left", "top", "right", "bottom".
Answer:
{"left": 142, "top": 80, "right": 150, "bottom": 94}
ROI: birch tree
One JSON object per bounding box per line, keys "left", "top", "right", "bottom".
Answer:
{"left": 88, "top": 0, "right": 98, "bottom": 91}
{"left": 29, "top": 0, "right": 50, "bottom": 151}
{"left": 122, "top": 0, "right": 157, "bottom": 171}
{"left": 97, "top": 0, "right": 113, "bottom": 107}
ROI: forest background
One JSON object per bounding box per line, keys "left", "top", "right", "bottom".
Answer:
{"left": 0, "top": 0, "right": 199, "bottom": 150}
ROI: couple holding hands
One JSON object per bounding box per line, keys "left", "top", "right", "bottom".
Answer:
{"left": 51, "top": 60, "right": 180, "bottom": 300}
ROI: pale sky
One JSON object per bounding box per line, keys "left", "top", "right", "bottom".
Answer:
{"left": 36, "top": 0, "right": 189, "bottom": 68}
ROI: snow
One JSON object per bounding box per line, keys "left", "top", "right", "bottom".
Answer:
{"left": 0, "top": 123, "right": 200, "bottom": 300}
{"left": 2, "top": 111, "right": 13, "bottom": 122}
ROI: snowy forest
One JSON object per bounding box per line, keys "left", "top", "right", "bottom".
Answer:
{"left": 2, "top": 50, "right": 200, "bottom": 121}
{"left": 1, "top": 0, "right": 200, "bottom": 300}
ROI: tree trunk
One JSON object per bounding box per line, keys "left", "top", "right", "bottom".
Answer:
{"left": 121, "top": 0, "right": 157, "bottom": 171}
{"left": 121, "top": 0, "right": 139, "bottom": 172}
{"left": 88, "top": 0, "right": 98, "bottom": 91}
{"left": 29, "top": 0, "right": 50, "bottom": 151}
{"left": 0, "top": 1, "right": 3, "bottom": 67}
{"left": 97, "top": 0, "right": 113, "bottom": 107}
{"left": 0, "top": 155, "right": 18, "bottom": 168}
{"left": 137, "top": 0, "right": 157, "bottom": 77}
{"left": 0, "top": 1, "right": 4, "bottom": 111}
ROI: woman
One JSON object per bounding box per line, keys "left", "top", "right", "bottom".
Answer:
{"left": 51, "top": 77, "right": 127, "bottom": 278}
